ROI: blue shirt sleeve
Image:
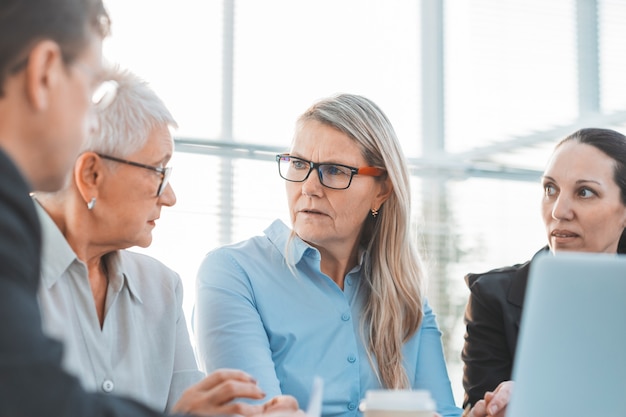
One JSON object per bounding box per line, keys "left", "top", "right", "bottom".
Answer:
{"left": 411, "top": 300, "right": 462, "bottom": 417}
{"left": 194, "top": 247, "right": 283, "bottom": 401}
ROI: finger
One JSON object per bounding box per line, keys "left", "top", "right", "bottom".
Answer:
{"left": 487, "top": 381, "right": 513, "bottom": 416}
{"left": 172, "top": 381, "right": 265, "bottom": 417}
{"left": 495, "top": 380, "right": 514, "bottom": 396}
{"left": 202, "top": 378, "right": 266, "bottom": 405}
{"left": 263, "top": 395, "right": 300, "bottom": 412}
{"left": 252, "top": 410, "right": 308, "bottom": 417}
{"left": 193, "top": 369, "right": 265, "bottom": 404}
{"left": 215, "top": 402, "right": 266, "bottom": 417}
{"left": 490, "top": 407, "right": 508, "bottom": 417}
{"left": 197, "top": 368, "right": 257, "bottom": 389}
{"left": 470, "top": 399, "right": 488, "bottom": 417}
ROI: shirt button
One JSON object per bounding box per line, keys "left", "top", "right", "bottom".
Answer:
{"left": 341, "top": 313, "right": 350, "bottom": 321}
{"left": 348, "top": 402, "right": 357, "bottom": 410}
{"left": 102, "top": 379, "right": 114, "bottom": 393}
{"left": 347, "top": 354, "right": 356, "bottom": 363}
{"left": 346, "top": 278, "right": 352, "bottom": 286}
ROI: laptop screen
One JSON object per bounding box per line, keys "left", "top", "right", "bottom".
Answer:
{"left": 508, "top": 252, "right": 626, "bottom": 417}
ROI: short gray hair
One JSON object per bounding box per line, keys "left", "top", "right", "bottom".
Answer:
{"left": 81, "top": 66, "right": 177, "bottom": 157}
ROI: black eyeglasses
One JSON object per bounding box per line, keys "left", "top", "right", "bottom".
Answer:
{"left": 97, "top": 153, "right": 172, "bottom": 197}
{"left": 276, "top": 154, "right": 385, "bottom": 190}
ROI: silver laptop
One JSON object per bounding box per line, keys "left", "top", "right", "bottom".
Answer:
{"left": 508, "top": 252, "right": 626, "bottom": 417}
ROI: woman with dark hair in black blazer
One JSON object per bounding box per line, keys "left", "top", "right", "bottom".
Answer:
{"left": 462, "top": 127, "right": 626, "bottom": 417}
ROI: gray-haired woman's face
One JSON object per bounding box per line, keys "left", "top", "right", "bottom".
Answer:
{"left": 541, "top": 141, "right": 626, "bottom": 253}
{"left": 96, "top": 125, "right": 176, "bottom": 249}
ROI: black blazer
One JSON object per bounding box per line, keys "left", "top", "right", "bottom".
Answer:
{"left": 461, "top": 247, "right": 548, "bottom": 408}
{"left": 0, "top": 149, "right": 178, "bottom": 417}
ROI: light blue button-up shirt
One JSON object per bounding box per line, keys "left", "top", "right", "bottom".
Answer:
{"left": 194, "top": 219, "right": 461, "bottom": 417}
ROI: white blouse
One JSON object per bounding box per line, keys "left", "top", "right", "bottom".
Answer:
{"left": 35, "top": 202, "right": 203, "bottom": 412}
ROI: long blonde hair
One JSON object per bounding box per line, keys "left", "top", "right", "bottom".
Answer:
{"left": 297, "top": 93, "right": 425, "bottom": 388}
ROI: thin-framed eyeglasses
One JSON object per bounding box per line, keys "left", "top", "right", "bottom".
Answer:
{"left": 96, "top": 153, "right": 172, "bottom": 197}
{"left": 276, "top": 153, "right": 385, "bottom": 190}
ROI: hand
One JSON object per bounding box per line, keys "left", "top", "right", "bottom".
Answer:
{"left": 250, "top": 396, "right": 304, "bottom": 417}
{"left": 262, "top": 395, "right": 300, "bottom": 414}
{"left": 483, "top": 380, "right": 513, "bottom": 417}
{"left": 171, "top": 368, "right": 266, "bottom": 416}
{"left": 466, "top": 380, "right": 514, "bottom": 417}
{"left": 465, "top": 399, "right": 487, "bottom": 417}
{"left": 253, "top": 409, "right": 307, "bottom": 417}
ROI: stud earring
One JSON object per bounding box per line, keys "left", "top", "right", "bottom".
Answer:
{"left": 371, "top": 208, "right": 379, "bottom": 218}
{"left": 87, "top": 197, "right": 96, "bottom": 210}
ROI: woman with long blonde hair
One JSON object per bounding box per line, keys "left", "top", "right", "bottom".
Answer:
{"left": 195, "top": 93, "right": 461, "bottom": 417}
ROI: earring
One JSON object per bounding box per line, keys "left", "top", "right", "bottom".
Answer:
{"left": 87, "top": 197, "right": 96, "bottom": 210}
{"left": 371, "top": 208, "right": 379, "bottom": 218}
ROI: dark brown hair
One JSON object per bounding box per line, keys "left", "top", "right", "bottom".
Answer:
{"left": 0, "top": 0, "right": 111, "bottom": 96}
{"left": 557, "top": 128, "right": 626, "bottom": 253}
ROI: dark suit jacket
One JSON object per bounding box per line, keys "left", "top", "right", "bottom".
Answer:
{"left": 460, "top": 247, "right": 548, "bottom": 408}
{"left": 0, "top": 149, "right": 181, "bottom": 416}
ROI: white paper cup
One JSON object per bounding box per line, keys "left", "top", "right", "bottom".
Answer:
{"left": 359, "top": 390, "right": 436, "bottom": 417}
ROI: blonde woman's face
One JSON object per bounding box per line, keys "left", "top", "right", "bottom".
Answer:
{"left": 542, "top": 141, "right": 626, "bottom": 253}
{"left": 286, "top": 120, "right": 388, "bottom": 255}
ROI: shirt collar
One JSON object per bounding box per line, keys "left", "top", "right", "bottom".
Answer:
{"left": 264, "top": 219, "right": 320, "bottom": 264}
{"left": 34, "top": 199, "right": 142, "bottom": 303}
{"left": 35, "top": 200, "right": 78, "bottom": 290}
{"left": 104, "top": 251, "right": 144, "bottom": 304}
